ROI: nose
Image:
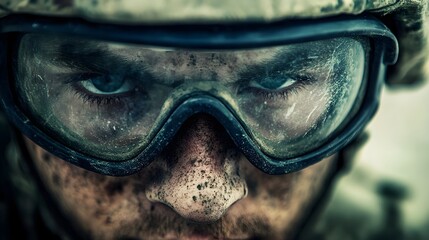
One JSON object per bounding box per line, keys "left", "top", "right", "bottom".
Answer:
{"left": 145, "top": 114, "right": 247, "bottom": 222}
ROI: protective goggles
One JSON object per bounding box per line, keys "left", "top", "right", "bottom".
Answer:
{"left": 0, "top": 15, "right": 398, "bottom": 176}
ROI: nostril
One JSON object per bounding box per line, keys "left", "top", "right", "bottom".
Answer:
{"left": 145, "top": 152, "right": 248, "bottom": 222}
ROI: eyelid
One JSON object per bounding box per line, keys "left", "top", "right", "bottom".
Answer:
{"left": 79, "top": 77, "right": 134, "bottom": 95}
{"left": 60, "top": 71, "right": 105, "bottom": 84}
{"left": 46, "top": 56, "right": 106, "bottom": 75}
{"left": 50, "top": 56, "right": 158, "bottom": 86}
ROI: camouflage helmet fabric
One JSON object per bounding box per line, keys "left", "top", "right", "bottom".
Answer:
{"left": 0, "top": 0, "right": 428, "bottom": 85}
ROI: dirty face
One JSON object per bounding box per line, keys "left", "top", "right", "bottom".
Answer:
{"left": 16, "top": 34, "right": 348, "bottom": 239}
{"left": 17, "top": 35, "right": 365, "bottom": 162}
{"left": 25, "top": 118, "right": 336, "bottom": 239}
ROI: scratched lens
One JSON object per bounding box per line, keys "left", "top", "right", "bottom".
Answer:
{"left": 15, "top": 34, "right": 366, "bottom": 161}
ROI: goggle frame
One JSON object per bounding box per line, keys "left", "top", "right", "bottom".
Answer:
{"left": 0, "top": 14, "right": 398, "bottom": 176}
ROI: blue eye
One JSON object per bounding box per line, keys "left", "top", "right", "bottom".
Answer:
{"left": 91, "top": 75, "right": 124, "bottom": 92}
{"left": 250, "top": 76, "right": 297, "bottom": 91}
{"left": 79, "top": 74, "right": 133, "bottom": 95}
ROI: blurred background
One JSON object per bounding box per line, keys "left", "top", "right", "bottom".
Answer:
{"left": 308, "top": 81, "right": 429, "bottom": 239}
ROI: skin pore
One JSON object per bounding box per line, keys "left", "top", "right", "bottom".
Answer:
{"left": 25, "top": 115, "right": 336, "bottom": 240}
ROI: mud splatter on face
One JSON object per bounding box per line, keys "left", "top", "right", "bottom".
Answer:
{"left": 145, "top": 115, "right": 247, "bottom": 222}
{"left": 24, "top": 114, "right": 336, "bottom": 239}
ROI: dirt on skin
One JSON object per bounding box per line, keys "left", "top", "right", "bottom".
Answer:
{"left": 25, "top": 115, "right": 336, "bottom": 239}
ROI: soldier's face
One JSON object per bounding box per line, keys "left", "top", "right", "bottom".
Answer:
{"left": 18, "top": 35, "right": 344, "bottom": 239}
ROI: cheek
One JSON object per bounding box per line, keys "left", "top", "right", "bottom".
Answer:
{"left": 24, "top": 138, "right": 154, "bottom": 238}
{"left": 231, "top": 155, "right": 335, "bottom": 234}
{"left": 24, "top": 136, "right": 336, "bottom": 239}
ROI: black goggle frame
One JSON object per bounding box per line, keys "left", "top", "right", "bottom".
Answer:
{"left": 0, "top": 14, "right": 398, "bottom": 176}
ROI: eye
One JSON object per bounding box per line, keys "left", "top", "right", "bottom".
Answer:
{"left": 249, "top": 73, "right": 297, "bottom": 91}
{"left": 79, "top": 73, "right": 133, "bottom": 95}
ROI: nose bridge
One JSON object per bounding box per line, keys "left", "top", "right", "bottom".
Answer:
{"left": 145, "top": 114, "right": 248, "bottom": 222}
{"left": 172, "top": 114, "right": 232, "bottom": 162}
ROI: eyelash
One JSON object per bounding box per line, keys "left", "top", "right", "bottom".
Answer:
{"left": 63, "top": 70, "right": 142, "bottom": 107}
{"left": 69, "top": 81, "right": 129, "bottom": 107}
{"left": 248, "top": 82, "right": 308, "bottom": 100}
{"left": 66, "top": 71, "right": 314, "bottom": 106}
{"left": 243, "top": 75, "right": 314, "bottom": 100}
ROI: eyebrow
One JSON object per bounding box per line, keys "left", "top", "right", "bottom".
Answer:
{"left": 53, "top": 42, "right": 145, "bottom": 73}
{"left": 238, "top": 49, "right": 323, "bottom": 80}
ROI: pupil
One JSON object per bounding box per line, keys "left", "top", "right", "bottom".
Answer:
{"left": 91, "top": 75, "right": 124, "bottom": 93}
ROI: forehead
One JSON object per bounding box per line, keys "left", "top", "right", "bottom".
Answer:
{"left": 20, "top": 34, "right": 364, "bottom": 83}
{"left": 26, "top": 35, "right": 284, "bottom": 82}
{"left": 106, "top": 45, "right": 279, "bottom": 64}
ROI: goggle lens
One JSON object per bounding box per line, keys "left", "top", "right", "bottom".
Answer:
{"left": 16, "top": 34, "right": 366, "bottom": 161}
